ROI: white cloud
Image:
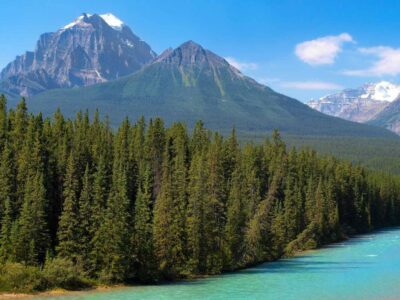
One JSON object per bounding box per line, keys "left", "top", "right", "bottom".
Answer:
{"left": 280, "top": 81, "right": 343, "bottom": 90}
{"left": 295, "top": 33, "right": 353, "bottom": 65}
{"left": 225, "top": 57, "right": 258, "bottom": 71}
{"left": 344, "top": 46, "right": 400, "bottom": 76}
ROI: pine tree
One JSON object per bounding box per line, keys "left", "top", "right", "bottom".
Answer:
{"left": 222, "top": 128, "right": 239, "bottom": 188}
{"left": 91, "top": 156, "right": 109, "bottom": 233}
{"left": 0, "top": 198, "right": 13, "bottom": 262}
{"left": 57, "top": 153, "right": 81, "bottom": 262}
{"left": 10, "top": 99, "right": 28, "bottom": 159}
{"left": 283, "top": 176, "right": 302, "bottom": 243}
{"left": 203, "top": 133, "right": 225, "bottom": 274}
{"left": 314, "top": 178, "right": 328, "bottom": 243}
{"left": 0, "top": 95, "right": 7, "bottom": 151}
{"left": 242, "top": 144, "right": 262, "bottom": 221}
{"left": 89, "top": 156, "right": 110, "bottom": 272}
{"left": 224, "top": 163, "right": 247, "bottom": 269}
{"left": 133, "top": 167, "right": 157, "bottom": 281}
{"left": 186, "top": 151, "right": 208, "bottom": 273}
{"left": 144, "top": 118, "right": 165, "bottom": 199}
{"left": 93, "top": 159, "right": 131, "bottom": 282}
{"left": 244, "top": 173, "right": 281, "bottom": 263}
{"left": 79, "top": 164, "right": 92, "bottom": 267}
{"left": 130, "top": 116, "right": 146, "bottom": 176}
{"left": 153, "top": 123, "right": 188, "bottom": 278}
{"left": 190, "top": 120, "right": 209, "bottom": 155}
{"left": 0, "top": 143, "right": 15, "bottom": 222}
{"left": 13, "top": 171, "right": 50, "bottom": 265}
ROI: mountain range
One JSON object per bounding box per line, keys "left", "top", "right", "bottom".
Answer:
{"left": 308, "top": 81, "right": 400, "bottom": 134}
{"left": 0, "top": 13, "right": 398, "bottom": 140}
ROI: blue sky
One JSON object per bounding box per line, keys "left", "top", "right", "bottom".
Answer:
{"left": 1, "top": 0, "right": 400, "bottom": 102}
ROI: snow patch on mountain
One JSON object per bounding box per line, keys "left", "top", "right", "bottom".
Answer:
{"left": 62, "top": 13, "right": 124, "bottom": 31}
{"left": 99, "top": 13, "right": 124, "bottom": 30}
{"left": 308, "top": 81, "right": 400, "bottom": 123}
{"left": 360, "top": 81, "right": 400, "bottom": 102}
{"left": 62, "top": 14, "right": 91, "bottom": 30}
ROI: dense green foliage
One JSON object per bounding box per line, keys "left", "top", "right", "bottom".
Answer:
{"left": 1, "top": 97, "right": 400, "bottom": 292}
{"left": 7, "top": 91, "right": 400, "bottom": 175}
{"left": 240, "top": 132, "right": 400, "bottom": 175}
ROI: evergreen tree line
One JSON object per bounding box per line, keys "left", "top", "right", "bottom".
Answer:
{"left": 1, "top": 96, "right": 400, "bottom": 286}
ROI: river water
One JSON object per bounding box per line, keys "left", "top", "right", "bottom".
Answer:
{"left": 36, "top": 228, "right": 400, "bottom": 300}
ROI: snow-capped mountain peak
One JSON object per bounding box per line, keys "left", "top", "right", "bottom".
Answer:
{"left": 307, "top": 81, "right": 400, "bottom": 123}
{"left": 360, "top": 81, "right": 400, "bottom": 102}
{"left": 61, "top": 13, "right": 125, "bottom": 31}
{"left": 99, "top": 13, "right": 124, "bottom": 30}
{"left": 1, "top": 12, "right": 155, "bottom": 97}
{"left": 62, "top": 14, "right": 91, "bottom": 30}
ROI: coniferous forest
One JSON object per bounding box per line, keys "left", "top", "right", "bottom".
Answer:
{"left": 1, "top": 96, "right": 400, "bottom": 291}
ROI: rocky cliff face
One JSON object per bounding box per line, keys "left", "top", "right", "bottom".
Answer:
{"left": 369, "top": 95, "right": 400, "bottom": 135}
{"left": 308, "top": 81, "right": 400, "bottom": 123}
{"left": 0, "top": 13, "right": 156, "bottom": 97}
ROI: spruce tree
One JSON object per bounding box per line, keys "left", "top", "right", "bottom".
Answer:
{"left": 224, "top": 163, "right": 247, "bottom": 269}
{"left": 133, "top": 167, "right": 157, "bottom": 281}
{"left": 10, "top": 99, "right": 28, "bottom": 158}
{"left": 79, "top": 164, "right": 93, "bottom": 267}
{"left": 13, "top": 171, "right": 50, "bottom": 265}
{"left": 203, "top": 133, "right": 226, "bottom": 274}
{"left": 93, "top": 159, "right": 131, "bottom": 282}
{"left": 89, "top": 156, "right": 110, "bottom": 272}
{"left": 144, "top": 118, "right": 165, "bottom": 199}
{"left": 186, "top": 151, "right": 208, "bottom": 273}
{"left": 0, "top": 95, "right": 7, "bottom": 151}
{"left": 244, "top": 173, "right": 281, "bottom": 263}
{"left": 57, "top": 153, "right": 81, "bottom": 262}
{"left": 153, "top": 123, "right": 188, "bottom": 278}
{"left": 0, "top": 143, "right": 15, "bottom": 221}
{"left": 0, "top": 198, "right": 13, "bottom": 262}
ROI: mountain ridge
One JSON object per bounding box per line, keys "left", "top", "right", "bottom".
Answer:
{"left": 369, "top": 94, "right": 400, "bottom": 134}
{"left": 28, "top": 40, "right": 397, "bottom": 138}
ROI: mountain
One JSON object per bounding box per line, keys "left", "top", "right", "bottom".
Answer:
{"left": 0, "top": 13, "right": 156, "bottom": 97}
{"left": 308, "top": 81, "right": 400, "bottom": 123}
{"left": 368, "top": 95, "right": 400, "bottom": 134}
{"left": 29, "top": 40, "right": 396, "bottom": 138}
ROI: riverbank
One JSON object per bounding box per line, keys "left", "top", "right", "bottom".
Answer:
{"left": 0, "top": 285, "right": 127, "bottom": 299}
{"left": 3, "top": 227, "right": 397, "bottom": 300}
{"left": 4, "top": 228, "right": 400, "bottom": 300}
{"left": 0, "top": 233, "right": 350, "bottom": 299}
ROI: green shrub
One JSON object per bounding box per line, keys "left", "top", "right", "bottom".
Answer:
{"left": 0, "top": 263, "right": 45, "bottom": 292}
{"left": 42, "top": 258, "right": 92, "bottom": 290}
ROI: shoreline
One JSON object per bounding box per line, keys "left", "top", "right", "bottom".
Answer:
{"left": 0, "top": 285, "right": 127, "bottom": 299}
{"left": 2, "top": 227, "right": 397, "bottom": 300}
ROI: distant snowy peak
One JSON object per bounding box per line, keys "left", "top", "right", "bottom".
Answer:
{"left": 313, "top": 81, "right": 400, "bottom": 104}
{"left": 62, "top": 13, "right": 125, "bottom": 31}
{"left": 307, "top": 81, "right": 400, "bottom": 123}
{"left": 360, "top": 81, "right": 400, "bottom": 102}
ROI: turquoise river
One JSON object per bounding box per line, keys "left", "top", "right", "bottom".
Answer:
{"left": 35, "top": 228, "right": 400, "bottom": 300}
